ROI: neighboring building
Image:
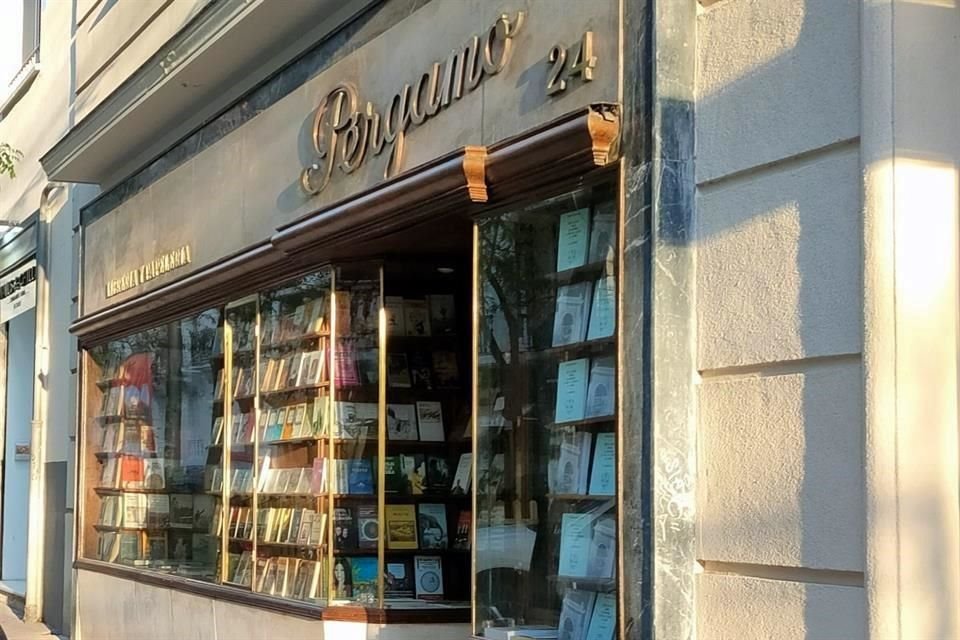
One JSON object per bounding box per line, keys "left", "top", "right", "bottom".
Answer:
{"left": 0, "top": 1, "right": 947, "bottom": 639}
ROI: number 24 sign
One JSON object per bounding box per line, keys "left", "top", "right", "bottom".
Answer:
{"left": 546, "top": 31, "right": 597, "bottom": 96}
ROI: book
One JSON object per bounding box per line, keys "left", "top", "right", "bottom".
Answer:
{"left": 122, "top": 422, "right": 142, "bottom": 454}
{"left": 387, "top": 353, "right": 412, "bottom": 388}
{"left": 552, "top": 282, "right": 593, "bottom": 347}
{"left": 427, "top": 294, "right": 456, "bottom": 336}
{"left": 335, "top": 342, "right": 361, "bottom": 388}
{"left": 431, "top": 351, "right": 459, "bottom": 388}
{"left": 452, "top": 511, "right": 471, "bottom": 550}
{"left": 119, "top": 531, "right": 142, "bottom": 563}
{"left": 415, "top": 401, "right": 445, "bottom": 442}
{"left": 351, "top": 557, "right": 378, "bottom": 600}
{"left": 586, "top": 276, "right": 616, "bottom": 341}
{"left": 408, "top": 351, "right": 433, "bottom": 389}
{"left": 584, "top": 593, "right": 617, "bottom": 640}
{"left": 586, "top": 516, "right": 616, "bottom": 579}
{"left": 300, "top": 350, "right": 326, "bottom": 387}
{"left": 123, "top": 493, "right": 147, "bottom": 528}
{"left": 385, "top": 504, "right": 418, "bottom": 549}
{"left": 585, "top": 356, "right": 615, "bottom": 418}
{"left": 192, "top": 495, "right": 215, "bottom": 531}
{"left": 414, "top": 556, "right": 444, "bottom": 599}
{"left": 120, "top": 455, "right": 144, "bottom": 490}
{"left": 385, "top": 559, "right": 415, "bottom": 598}
{"left": 384, "top": 296, "right": 406, "bottom": 335}
{"left": 554, "top": 358, "right": 589, "bottom": 423}
{"left": 417, "top": 503, "right": 448, "bottom": 549}
{"left": 403, "top": 299, "right": 431, "bottom": 336}
{"left": 401, "top": 454, "right": 426, "bottom": 495}
{"left": 384, "top": 456, "right": 406, "bottom": 494}
{"left": 558, "top": 590, "right": 597, "bottom": 640}
{"left": 451, "top": 453, "right": 472, "bottom": 495}
{"left": 387, "top": 403, "right": 418, "bottom": 440}
{"left": 311, "top": 457, "right": 327, "bottom": 494}
{"left": 588, "top": 433, "right": 616, "bottom": 496}
{"left": 100, "top": 456, "right": 119, "bottom": 488}
{"left": 554, "top": 431, "right": 592, "bottom": 495}
{"left": 478, "top": 453, "right": 506, "bottom": 497}
{"left": 169, "top": 494, "right": 194, "bottom": 529}
{"left": 146, "top": 494, "right": 169, "bottom": 528}
{"left": 333, "top": 507, "right": 357, "bottom": 549}
{"left": 146, "top": 532, "right": 168, "bottom": 560}
{"left": 588, "top": 209, "right": 616, "bottom": 264}
{"left": 558, "top": 513, "right": 593, "bottom": 577}
{"left": 357, "top": 504, "right": 379, "bottom": 549}
{"left": 143, "top": 458, "right": 165, "bottom": 490}
{"left": 335, "top": 290, "right": 352, "bottom": 335}
{"left": 556, "top": 208, "right": 591, "bottom": 271}
{"left": 285, "top": 353, "right": 305, "bottom": 388}
{"left": 425, "top": 455, "right": 451, "bottom": 492}
{"left": 347, "top": 459, "right": 375, "bottom": 495}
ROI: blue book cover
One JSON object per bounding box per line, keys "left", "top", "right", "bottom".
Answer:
{"left": 554, "top": 358, "right": 589, "bottom": 423}
{"left": 584, "top": 593, "right": 617, "bottom": 640}
{"left": 588, "top": 432, "right": 616, "bottom": 496}
{"left": 558, "top": 513, "right": 592, "bottom": 577}
{"left": 348, "top": 459, "right": 375, "bottom": 495}
{"left": 586, "top": 275, "right": 616, "bottom": 340}
{"left": 351, "top": 556, "right": 378, "bottom": 600}
{"left": 556, "top": 208, "right": 591, "bottom": 271}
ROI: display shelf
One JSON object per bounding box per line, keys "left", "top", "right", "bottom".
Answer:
{"left": 547, "top": 575, "right": 617, "bottom": 592}
{"left": 543, "top": 260, "right": 611, "bottom": 287}
{"left": 94, "top": 524, "right": 174, "bottom": 532}
{"left": 261, "top": 331, "right": 330, "bottom": 351}
{"left": 523, "top": 337, "right": 616, "bottom": 363}
{"left": 545, "top": 494, "right": 616, "bottom": 502}
{"left": 260, "top": 383, "right": 330, "bottom": 400}
{"left": 94, "top": 487, "right": 171, "bottom": 496}
{"left": 544, "top": 416, "right": 616, "bottom": 430}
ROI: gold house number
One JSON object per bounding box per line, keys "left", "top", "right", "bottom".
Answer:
{"left": 546, "top": 31, "right": 597, "bottom": 95}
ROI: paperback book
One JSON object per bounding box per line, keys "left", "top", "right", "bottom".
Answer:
{"left": 552, "top": 282, "right": 593, "bottom": 347}
{"left": 386, "top": 504, "right": 418, "bottom": 550}
{"left": 554, "top": 358, "right": 589, "bottom": 423}
{"left": 415, "top": 401, "right": 445, "bottom": 441}
{"left": 556, "top": 208, "right": 591, "bottom": 271}
{"left": 417, "top": 503, "right": 448, "bottom": 549}
{"left": 414, "top": 556, "right": 444, "bottom": 600}
{"left": 387, "top": 403, "right": 418, "bottom": 440}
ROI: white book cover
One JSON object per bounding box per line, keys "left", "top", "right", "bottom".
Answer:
{"left": 123, "top": 493, "right": 147, "bottom": 528}
{"left": 414, "top": 555, "right": 444, "bottom": 599}
{"left": 143, "top": 458, "right": 165, "bottom": 490}
{"left": 556, "top": 208, "right": 591, "bottom": 271}
{"left": 558, "top": 589, "right": 597, "bottom": 640}
{"left": 451, "top": 453, "right": 472, "bottom": 495}
{"left": 588, "top": 433, "right": 616, "bottom": 496}
{"left": 552, "top": 282, "right": 593, "bottom": 347}
{"left": 403, "top": 299, "right": 431, "bottom": 336}
{"left": 585, "top": 357, "right": 615, "bottom": 419}
{"left": 387, "top": 404, "right": 418, "bottom": 440}
{"left": 384, "top": 296, "right": 406, "bottom": 335}
{"left": 415, "top": 401, "right": 445, "bottom": 442}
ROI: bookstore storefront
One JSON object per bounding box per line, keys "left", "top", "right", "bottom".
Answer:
{"left": 71, "top": 2, "right": 649, "bottom": 639}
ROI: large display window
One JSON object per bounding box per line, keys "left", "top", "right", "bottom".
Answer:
{"left": 82, "top": 260, "right": 472, "bottom": 610}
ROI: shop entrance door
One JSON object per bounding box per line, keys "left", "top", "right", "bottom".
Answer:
{"left": 0, "top": 308, "right": 35, "bottom": 594}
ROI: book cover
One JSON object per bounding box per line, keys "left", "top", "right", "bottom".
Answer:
{"left": 427, "top": 294, "right": 456, "bottom": 336}
{"left": 122, "top": 422, "right": 142, "bottom": 454}
{"left": 552, "top": 282, "right": 593, "bottom": 347}
{"left": 192, "top": 533, "right": 216, "bottom": 566}
{"left": 100, "top": 457, "right": 119, "bottom": 488}
{"left": 558, "top": 589, "right": 597, "bottom": 640}
{"left": 301, "top": 350, "right": 325, "bottom": 386}
{"left": 120, "top": 455, "right": 144, "bottom": 490}
{"left": 431, "top": 351, "right": 459, "bottom": 388}
{"left": 386, "top": 504, "right": 418, "bottom": 549}
{"left": 425, "top": 455, "right": 451, "bottom": 492}
{"left": 414, "top": 556, "right": 444, "bottom": 599}
{"left": 351, "top": 557, "right": 378, "bottom": 600}
{"left": 558, "top": 513, "right": 593, "bottom": 577}
{"left": 401, "top": 454, "right": 426, "bottom": 495}
{"left": 335, "top": 291, "right": 352, "bottom": 335}
{"left": 311, "top": 457, "right": 327, "bottom": 494}
{"left": 146, "top": 494, "right": 169, "bottom": 529}
{"left": 357, "top": 346, "right": 379, "bottom": 386}
{"left": 192, "top": 495, "right": 215, "bottom": 531}
{"left": 586, "top": 276, "right": 616, "bottom": 341}
{"left": 408, "top": 351, "right": 433, "bottom": 389}
{"left": 588, "top": 433, "right": 616, "bottom": 496}
{"left": 556, "top": 208, "right": 591, "bottom": 271}
{"left": 387, "top": 403, "right": 418, "bottom": 440}
{"left": 285, "top": 353, "right": 304, "bottom": 389}
{"left": 291, "top": 559, "right": 314, "bottom": 601}
{"left": 451, "top": 453, "right": 472, "bottom": 495}
{"left": 588, "top": 209, "right": 616, "bottom": 264}
{"left": 585, "top": 356, "right": 615, "bottom": 418}
{"left": 415, "top": 401, "right": 445, "bottom": 442}
{"left": 347, "top": 458, "right": 375, "bottom": 495}
{"left": 357, "top": 504, "right": 379, "bottom": 549}
{"left": 333, "top": 507, "right": 358, "bottom": 549}
{"left": 403, "top": 298, "right": 431, "bottom": 336}
{"left": 586, "top": 516, "right": 616, "bottom": 579}
{"left": 385, "top": 559, "right": 415, "bottom": 598}
{"left": 584, "top": 593, "right": 616, "bottom": 640}
{"left": 387, "top": 353, "right": 412, "bottom": 388}
{"left": 143, "top": 458, "right": 165, "bottom": 490}
{"left": 452, "top": 510, "right": 471, "bottom": 550}
{"left": 146, "top": 532, "right": 168, "bottom": 561}
{"left": 169, "top": 494, "right": 194, "bottom": 529}
{"left": 305, "top": 296, "right": 328, "bottom": 333}
{"left": 384, "top": 456, "right": 406, "bottom": 494}
{"left": 335, "top": 342, "right": 361, "bottom": 388}
{"left": 554, "top": 358, "right": 589, "bottom": 423}
{"left": 554, "top": 431, "right": 591, "bottom": 495}
{"left": 417, "top": 503, "right": 448, "bottom": 549}
{"left": 141, "top": 424, "right": 157, "bottom": 455}
{"left": 384, "top": 296, "right": 406, "bottom": 335}
{"left": 309, "top": 512, "right": 327, "bottom": 546}
{"left": 118, "top": 531, "right": 142, "bottom": 563}
{"left": 478, "top": 453, "right": 506, "bottom": 498}
{"left": 123, "top": 493, "right": 147, "bottom": 528}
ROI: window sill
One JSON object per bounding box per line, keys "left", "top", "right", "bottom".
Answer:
{"left": 0, "top": 55, "right": 40, "bottom": 118}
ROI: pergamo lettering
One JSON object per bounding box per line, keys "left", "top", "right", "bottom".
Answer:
{"left": 106, "top": 245, "right": 192, "bottom": 298}
{"left": 301, "top": 12, "right": 525, "bottom": 195}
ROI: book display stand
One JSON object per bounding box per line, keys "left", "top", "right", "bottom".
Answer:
{"left": 475, "top": 180, "right": 619, "bottom": 640}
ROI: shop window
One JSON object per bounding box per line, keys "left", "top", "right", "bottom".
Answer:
{"left": 474, "top": 181, "right": 619, "bottom": 638}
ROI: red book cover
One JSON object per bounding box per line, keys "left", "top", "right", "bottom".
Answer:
{"left": 120, "top": 455, "right": 144, "bottom": 490}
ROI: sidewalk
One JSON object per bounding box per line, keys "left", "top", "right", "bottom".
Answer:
{"left": 0, "top": 601, "right": 61, "bottom": 640}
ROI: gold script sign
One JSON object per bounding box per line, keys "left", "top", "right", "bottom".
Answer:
{"left": 106, "top": 245, "right": 192, "bottom": 298}
{"left": 301, "top": 12, "right": 526, "bottom": 195}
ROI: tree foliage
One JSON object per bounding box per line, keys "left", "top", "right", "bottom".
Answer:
{"left": 0, "top": 143, "right": 22, "bottom": 179}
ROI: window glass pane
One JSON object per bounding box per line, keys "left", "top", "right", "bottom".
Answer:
{"left": 85, "top": 308, "right": 222, "bottom": 581}
{"left": 475, "top": 182, "right": 619, "bottom": 638}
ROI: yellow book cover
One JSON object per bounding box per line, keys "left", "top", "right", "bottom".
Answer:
{"left": 385, "top": 504, "right": 418, "bottom": 550}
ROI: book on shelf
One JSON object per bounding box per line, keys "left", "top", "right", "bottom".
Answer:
{"left": 143, "top": 459, "right": 165, "bottom": 490}
{"left": 335, "top": 342, "right": 361, "bottom": 387}
{"left": 357, "top": 504, "right": 379, "bottom": 549}
{"left": 585, "top": 356, "right": 615, "bottom": 419}
{"left": 121, "top": 422, "right": 141, "bottom": 454}
{"left": 123, "top": 493, "right": 147, "bottom": 528}
{"left": 588, "top": 433, "right": 616, "bottom": 496}
{"left": 417, "top": 503, "right": 448, "bottom": 549}
{"left": 123, "top": 383, "right": 151, "bottom": 419}
{"left": 100, "top": 456, "right": 120, "bottom": 488}
{"left": 285, "top": 353, "right": 305, "bottom": 389}
{"left": 119, "top": 531, "right": 143, "bottom": 563}
{"left": 558, "top": 589, "right": 597, "bottom": 640}
{"left": 555, "top": 358, "right": 590, "bottom": 423}
{"left": 558, "top": 513, "right": 593, "bottom": 578}
{"left": 356, "top": 347, "right": 379, "bottom": 386}
{"left": 400, "top": 454, "right": 426, "bottom": 495}
{"left": 584, "top": 593, "right": 616, "bottom": 640}
{"left": 334, "top": 507, "right": 358, "bottom": 549}
{"left": 586, "top": 276, "right": 616, "bottom": 341}
{"left": 552, "top": 281, "right": 593, "bottom": 347}
{"left": 425, "top": 455, "right": 451, "bottom": 492}
{"left": 192, "top": 532, "right": 216, "bottom": 565}
{"left": 351, "top": 556, "right": 378, "bottom": 600}
{"left": 98, "top": 495, "right": 122, "bottom": 527}
{"left": 384, "top": 456, "right": 405, "bottom": 494}
{"left": 146, "top": 494, "right": 170, "bottom": 528}
{"left": 334, "top": 402, "right": 377, "bottom": 439}
{"left": 408, "top": 351, "right": 433, "bottom": 390}
{"left": 451, "top": 453, "right": 472, "bottom": 495}
{"left": 385, "top": 558, "right": 415, "bottom": 598}
{"left": 98, "top": 532, "right": 119, "bottom": 562}
{"left": 300, "top": 349, "right": 327, "bottom": 387}
{"left": 311, "top": 457, "right": 327, "bottom": 494}
{"left": 305, "top": 296, "right": 329, "bottom": 334}
{"left": 427, "top": 294, "right": 456, "bottom": 336}
{"left": 145, "top": 532, "right": 167, "bottom": 561}
{"left": 193, "top": 495, "right": 215, "bottom": 531}
{"left": 387, "top": 353, "right": 412, "bottom": 388}
{"left": 404, "top": 298, "right": 431, "bottom": 336}
{"left": 452, "top": 511, "right": 471, "bottom": 550}
{"left": 169, "top": 494, "right": 194, "bottom": 529}
{"left": 552, "top": 431, "right": 593, "bottom": 495}
{"left": 556, "top": 208, "right": 591, "bottom": 271}
{"left": 588, "top": 207, "right": 616, "bottom": 264}
{"left": 386, "top": 504, "right": 419, "bottom": 550}
{"left": 414, "top": 555, "right": 443, "bottom": 599}
{"left": 335, "top": 291, "right": 352, "bottom": 335}
{"left": 431, "top": 351, "right": 459, "bottom": 388}
{"left": 211, "top": 417, "right": 224, "bottom": 446}
{"left": 384, "top": 296, "right": 406, "bottom": 335}
{"left": 140, "top": 424, "right": 157, "bottom": 455}
{"left": 586, "top": 516, "right": 616, "bottom": 579}
{"left": 120, "top": 455, "right": 144, "bottom": 490}
{"left": 346, "top": 458, "right": 375, "bottom": 495}
{"left": 415, "top": 401, "right": 445, "bottom": 441}
{"left": 387, "top": 403, "right": 418, "bottom": 440}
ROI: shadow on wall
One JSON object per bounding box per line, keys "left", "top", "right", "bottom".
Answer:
{"left": 690, "top": 0, "right": 960, "bottom": 638}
